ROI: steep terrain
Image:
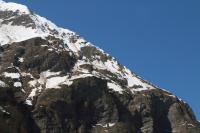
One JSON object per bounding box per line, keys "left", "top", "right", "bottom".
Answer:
{"left": 0, "top": 0, "right": 199, "bottom": 133}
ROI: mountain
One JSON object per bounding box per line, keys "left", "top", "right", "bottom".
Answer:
{"left": 0, "top": 0, "right": 199, "bottom": 133}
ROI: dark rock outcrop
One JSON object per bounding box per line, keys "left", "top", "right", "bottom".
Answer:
{"left": 0, "top": 38, "right": 199, "bottom": 133}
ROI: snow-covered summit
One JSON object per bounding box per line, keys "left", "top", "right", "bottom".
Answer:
{"left": 0, "top": 0, "right": 158, "bottom": 97}
{"left": 0, "top": 0, "right": 88, "bottom": 53}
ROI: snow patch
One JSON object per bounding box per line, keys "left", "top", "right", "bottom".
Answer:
{"left": 107, "top": 82, "right": 124, "bottom": 94}
{"left": 41, "top": 70, "right": 61, "bottom": 78}
{"left": 0, "top": 80, "right": 7, "bottom": 87}
{"left": 3, "top": 72, "right": 20, "bottom": 79}
{"left": 18, "top": 57, "right": 24, "bottom": 62}
{"left": 25, "top": 100, "right": 32, "bottom": 106}
{"left": 124, "top": 68, "right": 154, "bottom": 92}
{"left": 14, "top": 82, "right": 22, "bottom": 87}
{"left": 104, "top": 60, "right": 120, "bottom": 73}
{"left": 0, "top": 106, "right": 10, "bottom": 115}
{"left": 29, "top": 87, "right": 38, "bottom": 98}
{"left": 70, "top": 73, "right": 94, "bottom": 80}
{"left": 96, "top": 123, "right": 116, "bottom": 128}
{"left": 0, "top": 24, "right": 46, "bottom": 45}
{"left": 21, "top": 72, "right": 34, "bottom": 78}
{"left": 46, "top": 76, "right": 69, "bottom": 89}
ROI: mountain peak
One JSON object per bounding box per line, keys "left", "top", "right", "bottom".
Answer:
{"left": 0, "top": 1, "right": 199, "bottom": 132}
{"left": 0, "top": 0, "right": 157, "bottom": 96}
{"left": 0, "top": 1, "right": 85, "bottom": 52}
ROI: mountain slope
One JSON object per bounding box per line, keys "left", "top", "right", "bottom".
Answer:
{"left": 0, "top": 1, "right": 199, "bottom": 133}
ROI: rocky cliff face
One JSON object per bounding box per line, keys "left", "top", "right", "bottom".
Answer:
{"left": 0, "top": 1, "right": 199, "bottom": 133}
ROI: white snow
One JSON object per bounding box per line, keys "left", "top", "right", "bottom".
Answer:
{"left": 18, "top": 57, "right": 24, "bottom": 63}
{"left": 14, "top": 82, "right": 22, "bottom": 87}
{"left": 168, "top": 94, "right": 177, "bottom": 98}
{"left": 28, "top": 80, "right": 37, "bottom": 87}
{"left": 96, "top": 123, "right": 116, "bottom": 128}
{"left": 187, "top": 123, "right": 195, "bottom": 127}
{"left": 107, "top": 82, "right": 124, "bottom": 94}
{"left": 92, "top": 60, "right": 107, "bottom": 70}
{"left": 0, "top": 106, "right": 10, "bottom": 114}
{"left": 29, "top": 87, "right": 39, "bottom": 99}
{"left": 123, "top": 68, "right": 154, "bottom": 92}
{"left": 0, "top": 0, "right": 30, "bottom": 14}
{"left": 25, "top": 85, "right": 42, "bottom": 106}
{"left": 72, "top": 60, "right": 91, "bottom": 74}
{"left": 30, "top": 14, "right": 88, "bottom": 53}
{"left": 3, "top": 72, "right": 20, "bottom": 79}
{"left": 25, "top": 69, "right": 98, "bottom": 105}
{"left": 41, "top": 70, "right": 61, "bottom": 78}
{"left": 48, "top": 48, "right": 53, "bottom": 51}
{"left": 104, "top": 60, "right": 120, "bottom": 73}
{"left": 70, "top": 73, "right": 94, "bottom": 80}
{"left": 21, "top": 72, "right": 34, "bottom": 78}
{"left": 73, "top": 55, "right": 155, "bottom": 94}
{"left": 0, "top": 0, "right": 159, "bottom": 98}
{"left": 0, "top": 23, "right": 46, "bottom": 45}
{"left": 46, "top": 76, "right": 69, "bottom": 89}
{"left": 28, "top": 70, "right": 96, "bottom": 95}
{"left": 0, "top": 1, "right": 88, "bottom": 54}
{"left": 0, "top": 80, "right": 7, "bottom": 87}
{"left": 25, "top": 100, "right": 32, "bottom": 106}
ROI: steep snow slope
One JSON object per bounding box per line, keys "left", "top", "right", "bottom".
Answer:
{"left": 0, "top": 0, "right": 88, "bottom": 52}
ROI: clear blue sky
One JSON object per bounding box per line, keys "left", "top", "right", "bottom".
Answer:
{"left": 7, "top": 0, "right": 200, "bottom": 119}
